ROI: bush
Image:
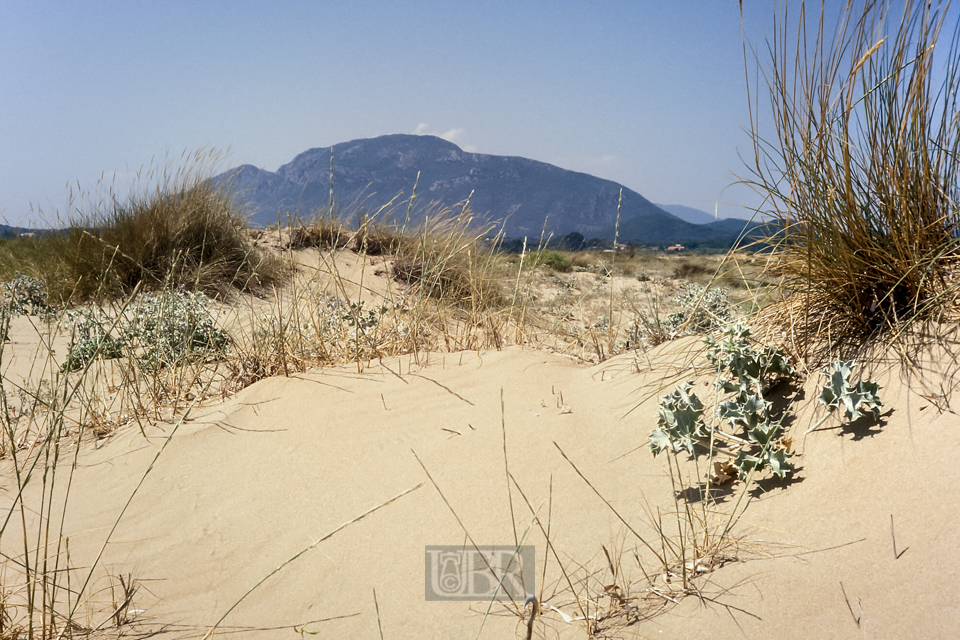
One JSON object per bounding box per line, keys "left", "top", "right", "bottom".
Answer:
{"left": 2, "top": 156, "right": 284, "bottom": 304}
{"left": 122, "top": 290, "right": 230, "bottom": 371}
{"left": 62, "top": 290, "right": 230, "bottom": 372}
{"left": 61, "top": 307, "right": 126, "bottom": 372}
{"left": 63, "top": 177, "right": 280, "bottom": 301}
{"left": 672, "top": 261, "right": 711, "bottom": 280}
{"left": 2, "top": 273, "right": 52, "bottom": 317}
{"left": 286, "top": 218, "right": 349, "bottom": 250}
{"left": 664, "top": 284, "right": 731, "bottom": 334}
{"left": 649, "top": 323, "right": 796, "bottom": 481}
{"left": 531, "top": 250, "right": 573, "bottom": 273}
{"left": 388, "top": 208, "right": 506, "bottom": 310}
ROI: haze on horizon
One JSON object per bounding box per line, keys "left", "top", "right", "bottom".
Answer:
{"left": 2, "top": 1, "right": 857, "bottom": 228}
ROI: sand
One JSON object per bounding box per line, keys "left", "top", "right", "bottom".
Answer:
{"left": 1, "top": 258, "right": 958, "bottom": 638}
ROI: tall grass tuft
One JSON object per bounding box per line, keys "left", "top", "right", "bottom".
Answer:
{"left": 0, "top": 151, "right": 282, "bottom": 303}
{"left": 387, "top": 204, "right": 507, "bottom": 312}
{"left": 744, "top": 0, "right": 960, "bottom": 358}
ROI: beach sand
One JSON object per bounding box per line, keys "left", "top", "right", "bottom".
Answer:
{"left": 3, "top": 310, "right": 958, "bottom": 639}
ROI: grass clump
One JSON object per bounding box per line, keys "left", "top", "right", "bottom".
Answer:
{"left": 671, "top": 260, "right": 711, "bottom": 280}
{"left": 64, "top": 182, "right": 280, "bottom": 301}
{"left": 388, "top": 207, "right": 507, "bottom": 311}
{"left": 285, "top": 216, "right": 350, "bottom": 250}
{"left": 744, "top": 0, "right": 960, "bottom": 356}
{"left": 0, "top": 153, "right": 282, "bottom": 304}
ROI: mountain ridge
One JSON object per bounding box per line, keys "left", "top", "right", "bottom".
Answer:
{"left": 213, "top": 134, "right": 758, "bottom": 246}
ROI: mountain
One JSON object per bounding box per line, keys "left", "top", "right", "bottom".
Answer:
{"left": 213, "top": 134, "right": 749, "bottom": 246}
{"left": 656, "top": 203, "right": 717, "bottom": 225}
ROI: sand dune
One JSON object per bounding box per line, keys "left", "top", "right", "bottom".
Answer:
{"left": 5, "top": 327, "right": 958, "bottom": 639}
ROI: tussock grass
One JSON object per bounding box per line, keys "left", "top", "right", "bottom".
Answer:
{"left": 671, "top": 260, "right": 712, "bottom": 281}
{"left": 383, "top": 205, "right": 508, "bottom": 311}
{"left": 0, "top": 151, "right": 282, "bottom": 304}
{"left": 529, "top": 250, "right": 573, "bottom": 273}
{"left": 744, "top": 0, "right": 960, "bottom": 360}
{"left": 284, "top": 216, "right": 350, "bottom": 251}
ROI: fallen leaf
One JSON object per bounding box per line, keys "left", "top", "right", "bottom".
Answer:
{"left": 711, "top": 460, "right": 737, "bottom": 485}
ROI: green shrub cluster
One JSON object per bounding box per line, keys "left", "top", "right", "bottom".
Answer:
{"left": 663, "top": 284, "right": 731, "bottom": 334}
{"left": 531, "top": 250, "right": 573, "bottom": 273}
{"left": 649, "top": 323, "right": 796, "bottom": 480}
{"left": 2, "top": 273, "right": 52, "bottom": 317}
{"left": 63, "top": 290, "right": 229, "bottom": 372}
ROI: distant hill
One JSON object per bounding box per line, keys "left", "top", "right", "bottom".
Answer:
{"left": 657, "top": 203, "right": 717, "bottom": 225}
{"left": 598, "top": 213, "right": 764, "bottom": 249}
{"left": 213, "top": 134, "right": 751, "bottom": 247}
{"left": 0, "top": 224, "right": 40, "bottom": 239}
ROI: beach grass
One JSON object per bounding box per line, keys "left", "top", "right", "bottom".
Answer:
{"left": 0, "top": 151, "right": 282, "bottom": 304}
{"left": 744, "top": 0, "right": 960, "bottom": 361}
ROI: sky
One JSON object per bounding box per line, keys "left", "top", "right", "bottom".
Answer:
{"left": 0, "top": 1, "right": 847, "bottom": 227}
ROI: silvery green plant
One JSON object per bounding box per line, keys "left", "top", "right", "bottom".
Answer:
{"left": 818, "top": 360, "right": 882, "bottom": 420}
{"left": 649, "top": 322, "right": 797, "bottom": 481}
{"left": 663, "top": 284, "right": 731, "bottom": 335}
{"left": 2, "top": 273, "right": 52, "bottom": 317}
{"left": 648, "top": 381, "right": 709, "bottom": 455}
{"left": 122, "top": 290, "right": 230, "bottom": 371}
{"left": 62, "top": 290, "right": 229, "bottom": 372}
{"left": 61, "top": 307, "right": 125, "bottom": 372}
{"left": 342, "top": 300, "right": 390, "bottom": 332}
{"left": 705, "top": 322, "right": 794, "bottom": 398}
{"left": 804, "top": 360, "right": 883, "bottom": 434}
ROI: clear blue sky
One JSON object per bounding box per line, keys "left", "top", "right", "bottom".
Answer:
{"left": 0, "top": 1, "right": 822, "bottom": 227}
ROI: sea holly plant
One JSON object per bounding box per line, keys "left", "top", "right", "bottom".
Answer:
{"left": 649, "top": 322, "right": 798, "bottom": 482}
{"left": 648, "top": 382, "right": 709, "bottom": 456}
{"left": 805, "top": 360, "right": 882, "bottom": 433}
{"left": 62, "top": 307, "right": 126, "bottom": 372}
{"left": 2, "top": 273, "right": 53, "bottom": 317}
{"left": 819, "top": 360, "right": 882, "bottom": 420}
{"left": 663, "top": 284, "right": 732, "bottom": 335}
{"left": 62, "top": 290, "right": 230, "bottom": 372}
{"left": 704, "top": 322, "right": 793, "bottom": 399}
{"left": 122, "top": 290, "right": 230, "bottom": 371}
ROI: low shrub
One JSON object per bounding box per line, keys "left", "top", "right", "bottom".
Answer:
{"left": 531, "top": 250, "right": 573, "bottom": 273}
{"left": 672, "top": 261, "right": 711, "bottom": 280}
{"left": 2, "top": 273, "right": 52, "bottom": 317}
{"left": 62, "top": 178, "right": 281, "bottom": 301}
{"left": 4, "top": 156, "right": 283, "bottom": 304}
{"left": 286, "top": 218, "right": 350, "bottom": 250}
{"left": 62, "top": 290, "right": 230, "bottom": 372}
{"left": 649, "top": 323, "right": 797, "bottom": 483}
{"left": 388, "top": 209, "right": 506, "bottom": 310}
{"left": 663, "top": 284, "right": 731, "bottom": 334}
{"left": 649, "top": 322, "right": 883, "bottom": 484}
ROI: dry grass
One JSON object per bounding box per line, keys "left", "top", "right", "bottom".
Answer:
{"left": 743, "top": 0, "right": 960, "bottom": 362}
{"left": 284, "top": 217, "right": 350, "bottom": 251}
{"left": 7, "top": 2, "right": 952, "bottom": 636}
{"left": 0, "top": 150, "right": 282, "bottom": 304}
